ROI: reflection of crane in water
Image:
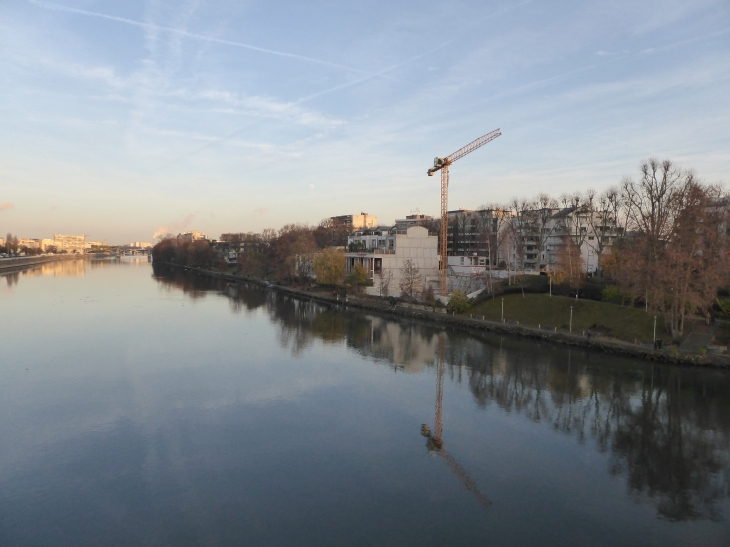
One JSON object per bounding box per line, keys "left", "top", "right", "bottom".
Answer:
{"left": 421, "top": 336, "right": 492, "bottom": 508}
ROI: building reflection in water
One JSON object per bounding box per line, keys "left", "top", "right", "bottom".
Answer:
{"left": 152, "top": 264, "right": 730, "bottom": 522}
{"left": 1, "top": 257, "right": 94, "bottom": 287}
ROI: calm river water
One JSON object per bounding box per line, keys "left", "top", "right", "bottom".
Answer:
{"left": 1, "top": 258, "right": 729, "bottom": 546}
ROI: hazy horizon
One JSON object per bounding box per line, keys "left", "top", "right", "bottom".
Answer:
{"left": 1, "top": 0, "right": 729, "bottom": 244}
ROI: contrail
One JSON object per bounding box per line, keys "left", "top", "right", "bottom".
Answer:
{"left": 28, "top": 0, "right": 396, "bottom": 80}
{"left": 433, "top": 24, "right": 730, "bottom": 119}
{"left": 171, "top": 40, "right": 454, "bottom": 161}
{"left": 295, "top": 40, "right": 453, "bottom": 104}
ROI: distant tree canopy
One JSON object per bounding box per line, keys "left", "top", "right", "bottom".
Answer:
{"left": 151, "top": 238, "right": 214, "bottom": 268}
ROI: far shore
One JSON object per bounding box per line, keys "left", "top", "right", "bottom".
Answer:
{"left": 0, "top": 253, "right": 88, "bottom": 271}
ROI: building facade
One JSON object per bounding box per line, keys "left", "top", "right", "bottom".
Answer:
{"left": 345, "top": 226, "right": 439, "bottom": 296}
{"left": 509, "top": 206, "right": 621, "bottom": 274}
{"left": 53, "top": 234, "right": 86, "bottom": 253}
{"left": 331, "top": 213, "right": 378, "bottom": 231}
{"left": 18, "top": 238, "right": 41, "bottom": 250}
{"left": 177, "top": 230, "right": 207, "bottom": 242}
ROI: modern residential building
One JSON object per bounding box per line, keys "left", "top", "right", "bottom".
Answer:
{"left": 53, "top": 234, "right": 86, "bottom": 253}
{"left": 345, "top": 225, "right": 439, "bottom": 296}
{"left": 394, "top": 214, "right": 434, "bottom": 229}
{"left": 331, "top": 212, "right": 378, "bottom": 231}
{"left": 509, "top": 206, "right": 621, "bottom": 274}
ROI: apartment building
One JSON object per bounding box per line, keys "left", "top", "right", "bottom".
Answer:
{"left": 331, "top": 212, "right": 378, "bottom": 230}
{"left": 177, "top": 230, "right": 207, "bottom": 242}
{"left": 345, "top": 226, "right": 439, "bottom": 296}
{"left": 53, "top": 234, "right": 86, "bottom": 253}
{"left": 509, "top": 206, "right": 621, "bottom": 274}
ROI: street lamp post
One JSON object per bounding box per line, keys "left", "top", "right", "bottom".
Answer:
{"left": 549, "top": 276, "right": 552, "bottom": 298}
{"left": 501, "top": 298, "right": 504, "bottom": 323}
{"left": 569, "top": 306, "right": 573, "bottom": 333}
{"left": 653, "top": 315, "right": 657, "bottom": 344}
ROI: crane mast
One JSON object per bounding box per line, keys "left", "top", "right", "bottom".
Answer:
{"left": 427, "top": 128, "right": 502, "bottom": 295}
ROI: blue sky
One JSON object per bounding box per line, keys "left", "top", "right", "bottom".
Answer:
{"left": 1, "top": 0, "right": 728, "bottom": 243}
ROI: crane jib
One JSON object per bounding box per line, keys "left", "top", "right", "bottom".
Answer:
{"left": 446, "top": 128, "right": 502, "bottom": 163}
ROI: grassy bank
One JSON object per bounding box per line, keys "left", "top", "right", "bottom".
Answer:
{"left": 468, "top": 293, "right": 662, "bottom": 343}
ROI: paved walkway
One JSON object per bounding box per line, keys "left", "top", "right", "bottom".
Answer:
{"left": 680, "top": 321, "right": 718, "bottom": 351}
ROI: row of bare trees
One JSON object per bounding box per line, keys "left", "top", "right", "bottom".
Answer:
{"left": 607, "top": 160, "right": 728, "bottom": 336}
{"left": 472, "top": 159, "right": 728, "bottom": 336}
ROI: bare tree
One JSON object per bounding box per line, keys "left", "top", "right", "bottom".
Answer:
{"left": 377, "top": 267, "right": 394, "bottom": 297}
{"left": 507, "top": 198, "right": 531, "bottom": 280}
{"left": 554, "top": 234, "right": 586, "bottom": 295}
{"left": 614, "top": 159, "right": 729, "bottom": 337}
{"left": 584, "top": 187, "right": 624, "bottom": 276}
{"left": 399, "top": 259, "right": 422, "bottom": 300}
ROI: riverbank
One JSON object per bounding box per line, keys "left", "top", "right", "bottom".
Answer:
{"left": 0, "top": 254, "right": 86, "bottom": 271}
{"left": 164, "top": 263, "right": 730, "bottom": 368}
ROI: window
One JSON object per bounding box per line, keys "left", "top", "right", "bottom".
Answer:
{"left": 460, "top": 257, "right": 465, "bottom": 265}
{"left": 588, "top": 236, "right": 594, "bottom": 240}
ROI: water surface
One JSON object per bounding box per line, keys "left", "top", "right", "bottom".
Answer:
{"left": 1, "top": 259, "right": 729, "bottom": 546}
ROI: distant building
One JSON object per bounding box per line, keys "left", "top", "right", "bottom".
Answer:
{"left": 177, "top": 230, "right": 207, "bottom": 242}
{"left": 18, "top": 238, "right": 42, "bottom": 250}
{"left": 128, "top": 242, "right": 152, "bottom": 248}
{"left": 331, "top": 213, "right": 378, "bottom": 231}
{"left": 446, "top": 209, "right": 499, "bottom": 258}
{"left": 508, "top": 206, "right": 621, "bottom": 274}
{"left": 54, "top": 234, "right": 86, "bottom": 253}
{"left": 394, "top": 214, "right": 434, "bottom": 229}
{"left": 345, "top": 225, "right": 439, "bottom": 296}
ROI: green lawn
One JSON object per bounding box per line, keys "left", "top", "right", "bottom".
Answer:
{"left": 467, "top": 293, "right": 663, "bottom": 343}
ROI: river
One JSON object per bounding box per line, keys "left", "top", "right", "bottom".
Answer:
{"left": 1, "top": 258, "right": 729, "bottom": 546}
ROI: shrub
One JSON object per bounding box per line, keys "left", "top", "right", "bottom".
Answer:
{"left": 447, "top": 290, "right": 470, "bottom": 314}
{"left": 602, "top": 285, "right": 626, "bottom": 304}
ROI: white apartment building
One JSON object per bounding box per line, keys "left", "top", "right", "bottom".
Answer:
{"left": 53, "top": 234, "right": 86, "bottom": 253}
{"left": 509, "top": 206, "right": 621, "bottom": 274}
{"left": 345, "top": 226, "right": 439, "bottom": 296}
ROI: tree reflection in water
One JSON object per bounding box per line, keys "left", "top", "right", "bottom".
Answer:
{"left": 152, "top": 264, "right": 730, "bottom": 522}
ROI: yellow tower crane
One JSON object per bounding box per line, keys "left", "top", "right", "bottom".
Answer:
{"left": 427, "top": 128, "right": 502, "bottom": 295}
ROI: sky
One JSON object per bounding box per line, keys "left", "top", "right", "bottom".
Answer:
{"left": 1, "top": 0, "right": 729, "bottom": 244}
